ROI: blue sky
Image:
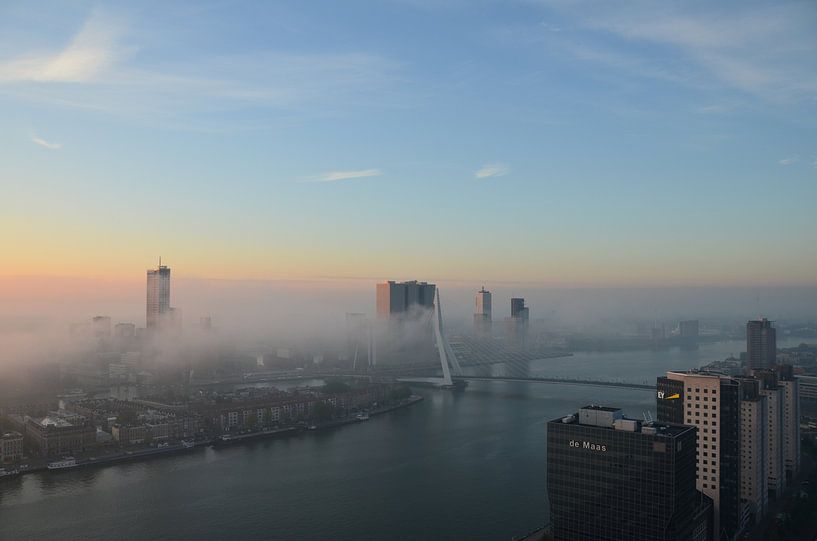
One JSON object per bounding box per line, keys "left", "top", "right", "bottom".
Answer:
{"left": 1, "top": 0, "right": 816, "bottom": 285}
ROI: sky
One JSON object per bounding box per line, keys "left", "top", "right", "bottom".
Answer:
{"left": 2, "top": 0, "right": 817, "bottom": 289}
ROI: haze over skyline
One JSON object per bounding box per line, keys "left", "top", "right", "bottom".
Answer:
{"left": 2, "top": 0, "right": 817, "bottom": 286}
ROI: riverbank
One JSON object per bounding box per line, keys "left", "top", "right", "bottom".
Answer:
{"left": 7, "top": 395, "right": 424, "bottom": 478}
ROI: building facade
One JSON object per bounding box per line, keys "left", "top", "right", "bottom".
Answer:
{"left": 1, "top": 432, "right": 23, "bottom": 464}
{"left": 375, "top": 281, "right": 436, "bottom": 318}
{"left": 746, "top": 319, "right": 776, "bottom": 370}
{"left": 657, "top": 371, "right": 742, "bottom": 540}
{"left": 737, "top": 378, "right": 767, "bottom": 528}
{"left": 146, "top": 263, "right": 172, "bottom": 330}
{"left": 473, "top": 287, "right": 492, "bottom": 339}
{"left": 547, "top": 405, "right": 710, "bottom": 541}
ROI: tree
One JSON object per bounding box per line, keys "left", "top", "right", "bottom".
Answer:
{"left": 245, "top": 412, "right": 257, "bottom": 430}
{"left": 312, "top": 401, "right": 335, "bottom": 422}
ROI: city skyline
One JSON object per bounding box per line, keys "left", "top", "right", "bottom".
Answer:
{"left": 2, "top": 1, "right": 816, "bottom": 287}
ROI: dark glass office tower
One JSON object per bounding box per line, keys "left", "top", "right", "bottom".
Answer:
{"left": 547, "top": 405, "right": 711, "bottom": 541}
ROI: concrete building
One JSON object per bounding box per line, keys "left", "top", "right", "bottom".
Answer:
{"left": 746, "top": 319, "right": 776, "bottom": 370}
{"left": 737, "top": 378, "right": 767, "bottom": 528}
{"left": 473, "top": 287, "right": 492, "bottom": 339}
{"left": 114, "top": 322, "right": 136, "bottom": 338}
{"left": 7, "top": 411, "right": 97, "bottom": 457}
{"left": 776, "top": 365, "right": 800, "bottom": 482}
{"left": 798, "top": 374, "right": 817, "bottom": 420}
{"left": 375, "top": 281, "right": 436, "bottom": 318}
{"left": 1, "top": 431, "right": 23, "bottom": 464}
{"left": 657, "top": 371, "right": 742, "bottom": 540}
{"left": 547, "top": 405, "right": 711, "bottom": 541}
{"left": 752, "top": 370, "right": 786, "bottom": 499}
{"left": 92, "top": 316, "right": 111, "bottom": 338}
{"left": 146, "top": 261, "right": 172, "bottom": 330}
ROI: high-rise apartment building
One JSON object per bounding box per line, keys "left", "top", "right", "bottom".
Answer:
{"left": 473, "top": 287, "right": 492, "bottom": 339}
{"left": 776, "top": 365, "right": 801, "bottom": 481}
{"left": 746, "top": 319, "right": 776, "bottom": 370}
{"left": 146, "top": 262, "right": 172, "bottom": 330}
{"left": 657, "top": 371, "right": 741, "bottom": 540}
{"left": 752, "top": 369, "right": 786, "bottom": 498}
{"left": 736, "top": 378, "right": 767, "bottom": 528}
{"left": 375, "top": 281, "right": 436, "bottom": 319}
{"left": 547, "top": 405, "right": 711, "bottom": 541}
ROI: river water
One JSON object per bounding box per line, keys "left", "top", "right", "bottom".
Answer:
{"left": 0, "top": 339, "right": 802, "bottom": 540}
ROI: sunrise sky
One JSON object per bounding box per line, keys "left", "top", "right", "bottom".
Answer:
{"left": 2, "top": 1, "right": 816, "bottom": 287}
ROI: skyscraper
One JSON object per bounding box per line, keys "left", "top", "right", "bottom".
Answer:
{"left": 746, "top": 319, "right": 776, "bottom": 370}
{"left": 736, "top": 377, "right": 768, "bottom": 528}
{"left": 146, "top": 261, "right": 171, "bottom": 330}
{"left": 657, "top": 371, "right": 741, "bottom": 540}
{"left": 473, "top": 287, "right": 492, "bottom": 339}
{"left": 505, "top": 297, "right": 529, "bottom": 347}
{"left": 547, "top": 405, "right": 711, "bottom": 541}
{"left": 375, "top": 281, "right": 436, "bottom": 319}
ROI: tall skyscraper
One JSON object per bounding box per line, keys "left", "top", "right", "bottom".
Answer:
{"left": 146, "top": 261, "right": 172, "bottom": 330}
{"left": 547, "top": 405, "right": 711, "bottom": 541}
{"left": 752, "top": 369, "right": 787, "bottom": 498}
{"left": 776, "top": 365, "right": 801, "bottom": 481}
{"left": 375, "top": 281, "right": 436, "bottom": 319}
{"left": 746, "top": 319, "right": 776, "bottom": 370}
{"left": 657, "top": 371, "right": 741, "bottom": 540}
{"left": 736, "top": 377, "right": 768, "bottom": 528}
{"left": 473, "top": 287, "right": 492, "bottom": 339}
{"left": 505, "top": 297, "right": 529, "bottom": 347}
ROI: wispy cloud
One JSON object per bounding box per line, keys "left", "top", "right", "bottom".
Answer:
{"left": 313, "top": 169, "right": 383, "bottom": 182}
{"left": 0, "top": 11, "right": 398, "bottom": 130}
{"left": 475, "top": 163, "right": 509, "bottom": 179}
{"left": 779, "top": 156, "right": 798, "bottom": 166}
{"left": 30, "top": 134, "right": 62, "bottom": 150}
{"left": 0, "top": 11, "right": 128, "bottom": 83}
{"left": 535, "top": 1, "right": 817, "bottom": 102}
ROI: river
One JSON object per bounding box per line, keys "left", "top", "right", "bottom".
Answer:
{"left": 0, "top": 338, "right": 803, "bottom": 540}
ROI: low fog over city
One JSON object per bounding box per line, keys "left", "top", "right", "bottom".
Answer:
{"left": 2, "top": 1, "right": 817, "bottom": 540}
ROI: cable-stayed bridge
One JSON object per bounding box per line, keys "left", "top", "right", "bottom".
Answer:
{"left": 393, "top": 289, "right": 656, "bottom": 392}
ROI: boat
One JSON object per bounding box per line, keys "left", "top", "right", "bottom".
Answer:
{"left": 355, "top": 413, "right": 370, "bottom": 421}
{"left": 47, "top": 457, "right": 78, "bottom": 470}
{"left": 0, "top": 468, "right": 20, "bottom": 478}
{"left": 307, "top": 425, "right": 317, "bottom": 430}
{"left": 181, "top": 440, "right": 195, "bottom": 448}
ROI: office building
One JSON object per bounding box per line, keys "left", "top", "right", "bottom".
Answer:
{"left": 146, "top": 261, "right": 172, "bottom": 330}
{"left": 736, "top": 378, "right": 767, "bottom": 528}
{"left": 547, "top": 405, "right": 710, "bottom": 541}
{"left": 657, "top": 371, "right": 741, "bottom": 540}
{"left": 505, "top": 297, "right": 529, "bottom": 348}
{"left": 473, "top": 287, "right": 492, "bottom": 339}
{"left": 92, "top": 316, "right": 111, "bottom": 338}
{"left": 375, "top": 281, "right": 436, "bottom": 319}
{"left": 746, "top": 319, "right": 776, "bottom": 370}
